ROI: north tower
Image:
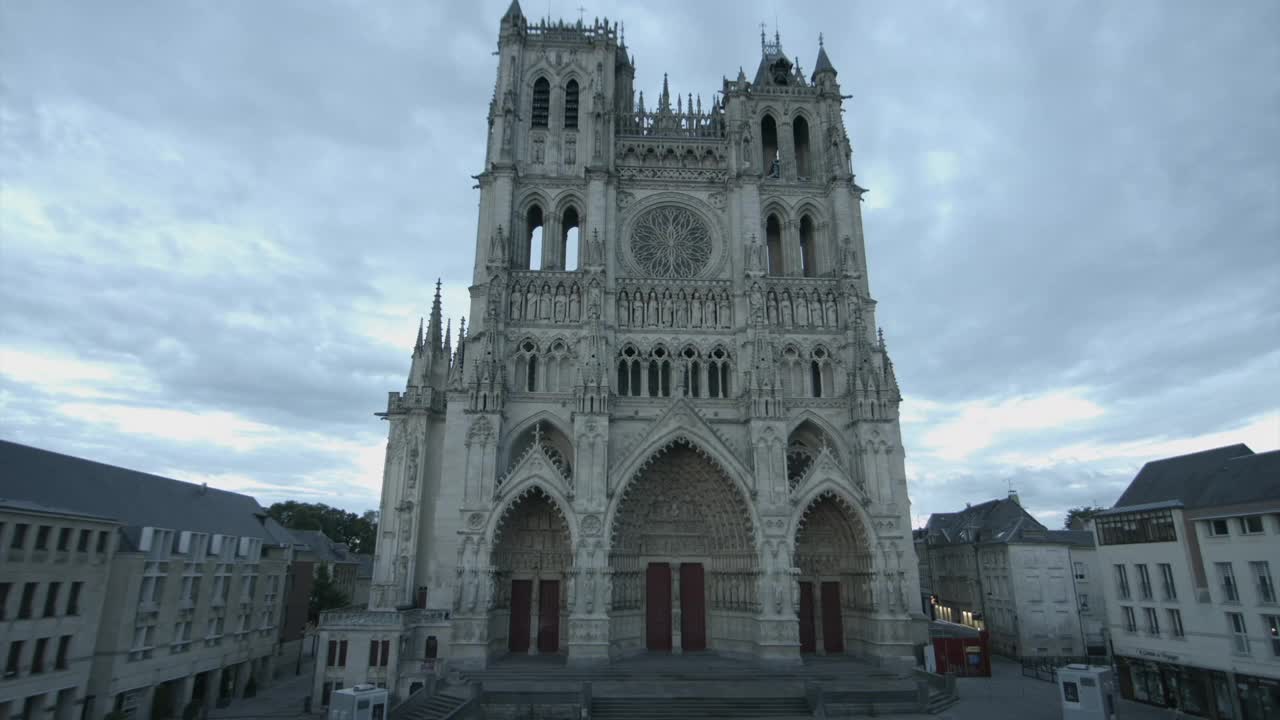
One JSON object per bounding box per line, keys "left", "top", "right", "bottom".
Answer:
{"left": 316, "top": 2, "right": 926, "bottom": 704}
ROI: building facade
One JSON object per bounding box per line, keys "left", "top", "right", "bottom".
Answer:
{"left": 0, "top": 502, "right": 119, "bottom": 720}
{"left": 0, "top": 440, "right": 296, "bottom": 720}
{"left": 918, "top": 494, "right": 1105, "bottom": 658}
{"left": 315, "top": 2, "right": 927, "bottom": 706}
{"left": 1095, "top": 445, "right": 1280, "bottom": 720}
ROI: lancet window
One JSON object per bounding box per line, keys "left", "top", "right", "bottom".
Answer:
{"left": 564, "top": 79, "right": 579, "bottom": 130}
{"left": 525, "top": 205, "right": 544, "bottom": 270}
{"left": 765, "top": 214, "right": 784, "bottom": 275}
{"left": 799, "top": 215, "right": 817, "bottom": 277}
{"left": 793, "top": 115, "right": 812, "bottom": 179}
{"left": 761, "top": 114, "right": 780, "bottom": 178}
{"left": 531, "top": 77, "right": 550, "bottom": 128}
{"left": 560, "top": 206, "right": 580, "bottom": 271}
{"left": 781, "top": 345, "right": 835, "bottom": 398}
{"left": 677, "top": 346, "right": 732, "bottom": 399}
{"left": 514, "top": 339, "right": 539, "bottom": 392}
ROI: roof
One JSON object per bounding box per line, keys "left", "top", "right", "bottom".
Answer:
{"left": 291, "top": 529, "right": 358, "bottom": 564}
{"left": 812, "top": 45, "right": 836, "bottom": 79}
{"left": 0, "top": 440, "right": 279, "bottom": 546}
{"left": 924, "top": 496, "right": 1051, "bottom": 545}
{"left": 1112, "top": 444, "right": 1258, "bottom": 510}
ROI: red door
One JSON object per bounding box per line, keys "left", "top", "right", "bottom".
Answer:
{"left": 820, "top": 581, "right": 844, "bottom": 653}
{"left": 646, "top": 563, "right": 672, "bottom": 651}
{"left": 509, "top": 580, "right": 531, "bottom": 653}
{"left": 537, "top": 580, "right": 560, "bottom": 653}
{"left": 680, "top": 563, "right": 707, "bottom": 651}
{"left": 798, "top": 581, "right": 816, "bottom": 653}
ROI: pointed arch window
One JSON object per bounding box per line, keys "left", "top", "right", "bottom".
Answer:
{"left": 765, "top": 214, "right": 784, "bottom": 275}
{"left": 561, "top": 206, "right": 580, "bottom": 271}
{"left": 793, "top": 116, "right": 812, "bottom": 179}
{"left": 531, "top": 77, "right": 550, "bottom": 128}
{"left": 799, "top": 215, "right": 817, "bottom": 278}
{"left": 525, "top": 205, "right": 544, "bottom": 270}
{"left": 514, "top": 340, "right": 539, "bottom": 392}
{"left": 707, "top": 347, "right": 731, "bottom": 399}
{"left": 681, "top": 347, "right": 701, "bottom": 398}
{"left": 544, "top": 341, "right": 571, "bottom": 393}
{"left": 617, "top": 346, "right": 642, "bottom": 397}
{"left": 761, "top": 114, "right": 780, "bottom": 178}
{"left": 564, "top": 80, "right": 579, "bottom": 130}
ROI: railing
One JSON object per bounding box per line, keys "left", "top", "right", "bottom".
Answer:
{"left": 1019, "top": 655, "right": 1106, "bottom": 683}
{"left": 616, "top": 110, "right": 724, "bottom": 139}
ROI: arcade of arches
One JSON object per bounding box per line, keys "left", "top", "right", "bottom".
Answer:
{"left": 485, "top": 440, "right": 876, "bottom": 660}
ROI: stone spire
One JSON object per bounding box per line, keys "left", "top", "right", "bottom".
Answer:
{"left": 502, "top": 0, "right": 524, "bottom": 22}
{"left": 427, "top": 279, "right": 444, "bottom": 353}
{"left": 659, "top": 73, "right": 671, "bottom": 112}
{"left": 407, "top": 317, "right": 428, "bottom": 389}
{"left": 812, "top": 33, "right": 837, "bottom": 82}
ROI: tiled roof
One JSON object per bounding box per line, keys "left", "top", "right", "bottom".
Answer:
{"left": 1112, "top": 444, "right": 1260, "bottom": 510}
{"left": 924, "top": 497, "right": 1050, "bottom": 545}
{"left": 0, "top": 439, "right": 278, "bottom": 547}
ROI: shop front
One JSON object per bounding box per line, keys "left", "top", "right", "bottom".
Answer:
{"left": 1115, "top": 655, "right": 1235, "bottom": 719}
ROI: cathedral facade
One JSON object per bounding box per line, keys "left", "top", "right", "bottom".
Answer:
{"left": 316, "top": 2, "right": 925, "bottom": 702}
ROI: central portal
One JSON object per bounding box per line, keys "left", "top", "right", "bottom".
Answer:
{"left": 610, "top": 440, "right": 758, "bottom": 656}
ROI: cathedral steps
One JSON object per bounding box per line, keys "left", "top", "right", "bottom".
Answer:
{"left": 397, "top": 690, "right": 467, "bottom": 720}
{"left": 591, "top": 696, "right": 812, "bottom": 719}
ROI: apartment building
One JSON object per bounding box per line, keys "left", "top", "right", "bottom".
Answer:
{"left": 0, "top": 440, "right": 297, "bottom": 720}
{"left": 0, "top": 501, "right": 119, "bottom": 720}
{"left": 1095, "top": 444, "right": 1279, "bottom": 720}
{"left": 919, "top": 493, "right": 1105, "bottom": 657}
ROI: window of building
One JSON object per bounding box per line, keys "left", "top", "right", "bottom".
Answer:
{"left": 616, "top": 345, "right": 641, "bottom": 397}
{"left": 798, "top": 215, "right": 816, "bottom": 277}
{"left": 4, "top": 641, "right": 21, "bottom": 677}
{"left": 34, "top": 525, "right": 50, "bottom": 550}
{"left": 55, "top": 635, "right": 70, "bottom": 670}
{"left": 1096, "top": 509, "right": 1177, "bottom": 545}
{"left": 1209, "top": 519, "right": 1230, "bottom": 537}
{"left": 1227, "top": 612, "right": 1250, "bottom": 654}
{"left": 793, "top": 116, "right": 812, "bottom": 179}
{"left": 1217, "top": 562, "right": 1239, "bottom": 602}
{"left": 531, "top": 77, "right": 550, "bottom": 128}
{"left": 1123, "top": 606, "right": 1137, "bottom": 633}
{"left": 10, "top": 523, "right": 28, "bottom": 549}
{"left": 43, "top": 582, "right": 59, "bottom": 618}
{"left": 66, "top": 582, "right": 82, "bottom": 616}
{"left": 1264, "top": 614, "right": 1280, "bottom": 657}
{"left": 1240, "top": 515, "right": 1265, "bottom": 535}
{"left": 765, "top": 213, "right": 783, "bottom": 274}
{"left": 31, "top": 637, "right": 47, "bottom": 674}
{"left": 1251, "top": 561, "right": 1275, "bottom": 604}
{"left": 1159, "top": 563, "right": 1177, "bottom": 601}
{"left": 564, "top": 79, "right": 579, "bottom": 129}
{"left": 76, "top": 529, "right": 90, "bottom": 552}
{"left": 761, "top": 114, "right": 779, "bottom": 177}
{"left": 524, "top": 204, "right": 545, "bottom": 270}
{"left": 1144, "top": 607, "right": 1160, "bottom": 636}
{"left": 706, "top": 347, "right": 730, "bottom": 398}
{"left": 561, "top": 207, "right": 580, "bottom": 271}
{"left": 328, "top": 639, "right": 348, "bottom": 667}
{"left": 18, "top": 582, "right": 36, "bottom": 619}
{"left": 0, "top": 583, "right": 8, "bottom": 620}
{"left": 56, "top": 527, "right": 71, "bottom": 552}
{"left": 1168, "top": 609, "right": 1185, "bottom": 638}
{"left": 1115, "top": 565, "right": 1131, "bottom": 600}
{"left": 96, "top": 530, "right": 109, "bottom": 553}
{"left": 1074, "top": 562, "right": 1087, "bottom": 581}
{"left": 1137, "top": 564, "right": 1153, "bottom": 600}
{"left": 1078, "top": 593, "right": 1089, "bottom": 610}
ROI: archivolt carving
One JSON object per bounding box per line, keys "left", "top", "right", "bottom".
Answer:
{"left": 793, "top": 490, "right": 874, "bottom": 612}
{"left": 489, "top": 485, "right": 573, "bottom": 573}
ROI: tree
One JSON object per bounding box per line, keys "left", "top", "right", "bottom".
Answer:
{"left": 267, "top": 501, "right": 378, "bottom": 554}
{"left": 1064, "top": 505, "right": 1107, "bottom": 529}
{"left": 309, "top": 563, "right": 349, "bottom": 622}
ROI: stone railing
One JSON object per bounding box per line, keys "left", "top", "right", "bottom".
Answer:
{"left": 617, "top": 110, "right": 725, "bottom": 139}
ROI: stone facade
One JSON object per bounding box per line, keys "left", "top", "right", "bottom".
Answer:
{"left": 317, "top": 4, "right": 927, "bottom": 705}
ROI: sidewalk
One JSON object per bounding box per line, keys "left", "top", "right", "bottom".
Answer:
{"left": 207, "top": 659, "right": 314, "bottom": 719}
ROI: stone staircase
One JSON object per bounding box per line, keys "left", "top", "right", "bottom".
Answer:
{"left": 592, "top": 696, "right": 812, "bottom": 719}
{"left": 392, "top": 689, "right": 468, "bottom": 720}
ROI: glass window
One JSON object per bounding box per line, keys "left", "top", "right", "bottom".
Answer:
{"left": 1217, "top": 562, "right": 1239, "bottom": 602}
{"left": 10, "top": 524, "right": 28, "bottom": 549}
{"left": 1209, "top": 519, "right": 1230, "bottom": 536}
{"left": 1063, "top": 681, "right": 1080, "bottom": 703}
{"left": 1144, "top": 607, "right": 1160, "bottom": 636}
{"left": 1240, "top": 515, "right": 1265, "bottom": 534}
{"left": 1168, "top": 609, "right": 1185, "bottom": 638}
{"left": 1115, "top": 565, "right": 1131, "bottom": 600}
{"left": 1123, "top": 606, "right": 1137, "bottom": 633}
{"left": 1096, "top": 509, "right": 1178, "bottom": 545}
{"left": 1159, "top": 563, "right": 1177, "bottom": 601}
{"left": 1137, "top": 564, "right": 1153, "bottom": 600}
{"left": 1251, "top": 561, "right": 1275, "bottom": 604}
{"left": 1227, "top": 612, "right": 1250, "bottom": 654}
{"left": 1264, "top": 614, "right": 1280, "bottom": 657}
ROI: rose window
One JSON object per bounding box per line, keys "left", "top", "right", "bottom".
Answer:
{"left": 630, "top": 205, "right": 712, "bottom": 278}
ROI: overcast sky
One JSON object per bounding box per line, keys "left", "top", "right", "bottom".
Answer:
{"left": 2, "top": 0, "right": 1277, "bottom": 530}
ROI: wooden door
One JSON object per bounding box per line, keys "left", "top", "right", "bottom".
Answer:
{"left": 680, "top": 563, "right": 707, "bottom": 652}
{"left": 537, "top": 580, "right": 560, "bottom": 653}
{"left": 508, "top": 580, "right": 532, "bottom": 653}
{"left": 798, "top": 581, "right": 816, "bottom": 653}
{"left": 820, "top": 581, "right": 844, "bottom": 653}
{"left": 645, "top": 563, "right": 672, "bottom": 651}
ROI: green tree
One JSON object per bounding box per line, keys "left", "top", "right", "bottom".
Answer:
{"left": 267, "top": 501, "right": 377, "bottom": 554}
{"left": 1064, "top": 505, "right": 1107, "bottom": 529}
{"left": 309, "top": 563, "right": 349, "bottom": 622}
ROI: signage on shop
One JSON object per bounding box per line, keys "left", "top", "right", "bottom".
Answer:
{"left": 1137, "top": 648, "right": 1179, "bottom": 662}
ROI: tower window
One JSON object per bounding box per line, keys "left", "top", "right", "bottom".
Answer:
{"left": 564, "top": 80, "right": 579, "bottom": 130}
{"left": 799, "top": 215, "right": 817, "bottom": 277}
{"left": 811, "top": 361, "right": 823, "bottom": 398}
{"left": 761, "top": 114, "right": 779, "bottom": 178}
{"left": 765, "top": 214, "right": 783, "bottom": 275}
{"left": 532, "top": 77, "right": 550, "bottom": 128}
{"left": 525, "top": 205, "right": 544, "bottom": 270}
{"left": 562, "top": 207, "right": 580, "bottom": 271}
{"left": 793, "top": 116, "right": 812, "bottom": 178}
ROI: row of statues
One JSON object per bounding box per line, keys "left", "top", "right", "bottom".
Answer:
{"left": 750, "top": 286, "right": 842, "bottom": 329}
{"left": 617, "top": 287, "right": 733, "bottom": 328}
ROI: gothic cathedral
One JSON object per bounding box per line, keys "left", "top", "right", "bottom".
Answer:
{"left": 319, "top": 2, "right": 926, "bottom": 697}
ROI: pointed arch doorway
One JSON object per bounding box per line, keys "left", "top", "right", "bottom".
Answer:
{"left": 491, "top": 488, "right": 573, "bottom": 655}
{"left": 609, "top": 439, "right": 758, "bottom": 656}
{"left": 793, "top": 492, "right": 872, "bottom": 655}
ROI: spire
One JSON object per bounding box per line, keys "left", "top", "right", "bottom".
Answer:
{"left": 660, "top": 73, "right": 670, "bottom": 112}
{"left": 502, "top": 0, "right": 523, "bottom": 20}
{"left": 812, "top": 35, "right": 837, "bottom": 81}
{"left": 427, "top": 279, "right": 444, "bottom": 352}
{"left": 443, "top": 318, "right": 452, "bottom": 355}
{"left": 414, "top": 317, "right": 424, "bottom": 353}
